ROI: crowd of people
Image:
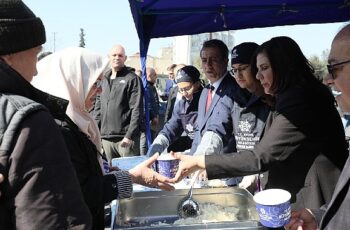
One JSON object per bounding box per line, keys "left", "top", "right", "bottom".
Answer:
{"left": 0, "top": 1, "right": 172, "bottom": 229}
{"left": 1, "top": 1, "right": 350, "bottom": 230}
{"left": 167, "top": 36, "right": 349, "bottom": 230}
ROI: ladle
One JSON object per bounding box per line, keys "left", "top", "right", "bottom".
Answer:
{"left": 177, "top": 170, "right": 200, "bottom": 218}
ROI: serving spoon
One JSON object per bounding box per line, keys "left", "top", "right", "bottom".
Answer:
{"left": 177, "top": 170, "right": 201, "bottom": 218}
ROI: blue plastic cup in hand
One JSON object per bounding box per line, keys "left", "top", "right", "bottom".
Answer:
{"left": 253, "top": 189, "right": 291, "bottom": 228}
{"left": 156, "top": 154, "right": 179, "bottom": 178}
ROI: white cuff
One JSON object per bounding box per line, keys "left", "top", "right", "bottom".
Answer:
{"left": 194, "top": 131, "right": 223, "bottom": 155}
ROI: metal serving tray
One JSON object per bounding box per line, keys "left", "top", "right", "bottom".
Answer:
{"left": 114, "top": 187, "right": 266, "bottom": 230}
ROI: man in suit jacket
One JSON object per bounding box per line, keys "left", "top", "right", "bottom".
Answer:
{"left": 190, "top": 39, "right": 239, "bottom": 155}
{"left": 285, "top": 23, "right": 350, "bottom": 230}
{"left": 164, "top": 64, "right": 186, "bottom": 122}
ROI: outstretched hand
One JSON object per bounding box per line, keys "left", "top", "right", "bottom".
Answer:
{"left": 129, "top": 153, "right": 174, "bottom": 191}
{"left": 166, "top": 152, "right": 206, "bottom": 184}
{"left": 284, "top": 208, "right": 318, "bottom": 230}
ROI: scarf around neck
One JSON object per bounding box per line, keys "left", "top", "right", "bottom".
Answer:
{"left": 32, "top": 47, "right": 109, "bottom": 171}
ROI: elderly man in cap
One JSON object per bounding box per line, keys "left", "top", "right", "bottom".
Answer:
{"left": 147, "top": 65, "right": 204, "bottom": 156}
{"left": 0, "top": 0, "right": 91, "bottom": 229}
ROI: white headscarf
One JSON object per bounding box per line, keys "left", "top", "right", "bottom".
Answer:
{"left": 32, "top": 47, "right": 109, "bottom": 170}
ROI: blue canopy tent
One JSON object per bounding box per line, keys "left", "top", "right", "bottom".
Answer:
{"left": 128, "top": 0, "right": 350, "bottom": 148}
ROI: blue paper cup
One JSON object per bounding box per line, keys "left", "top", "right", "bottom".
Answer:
{"left": 156, "top": 154, "right": 179, "bottom": 178}
{"left": 253, "top": 189, "right": 291, "bottom": 228}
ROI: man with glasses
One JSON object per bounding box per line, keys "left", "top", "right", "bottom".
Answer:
{"left": 323, "top": 68, "right": 350, "bottom": 137}
{"left": 327, "top": 42, "right": 350, "bottom": 138}
{"left": 147, "top": 66, "right": 203, "bottom": 156}
{"left": 285, "top": 23, "right": 350, "bottom": 230}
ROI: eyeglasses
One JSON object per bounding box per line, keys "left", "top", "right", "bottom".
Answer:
{"left": 230, "top": 65, "right": 250, "bottom": 77}
{"left": 327, "top": 59, "right": 350, "bottom": 79}
{"left": 178, "top": 85, "right": 193, "bottom": 94}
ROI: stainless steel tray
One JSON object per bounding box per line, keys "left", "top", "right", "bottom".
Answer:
{"left": 114, "top": 187, "right": 266, "bottom": 229}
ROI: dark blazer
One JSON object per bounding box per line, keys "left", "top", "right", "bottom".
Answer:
{"left": 205, "top": 78, "right": 348, "bottom": 208}
{"left": 190, "top": 72, "right": 239, "bottom": 154}
{"left": 145, "top": 81, "right": 159, "bottom": 120}
{"left": 320, "top": 155, "right": 350, "bottom": 229}
{"left": 164, "top": 85, "right": 178, "bottom": 122}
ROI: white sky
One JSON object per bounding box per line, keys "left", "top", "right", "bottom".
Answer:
{"left": 24, "top": 0, "right": 346, "bottom": 58}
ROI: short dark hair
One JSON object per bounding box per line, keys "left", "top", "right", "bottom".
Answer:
{"left": 167, "top": 64, "right": 177, "bottom": 71}
{"left": 252, "top": 36, "right": 315, "bottom": 94}
{"left": 200, "top": 39, "right": 228, "bottom": 60}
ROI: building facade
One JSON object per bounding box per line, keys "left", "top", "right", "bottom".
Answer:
{"left": 173, "top": 31, "right": 235, "bottom": 66}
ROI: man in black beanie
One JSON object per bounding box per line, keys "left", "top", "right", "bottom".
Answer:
{"left": 0, "top": 1, "right": 91, "bottom": 229}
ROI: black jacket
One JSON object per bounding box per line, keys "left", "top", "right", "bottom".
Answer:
{"left": 0, "top": 60, "right": 91, "bottom": 229}
{"left": 93, "top": 67, "right": 143, "bottom": 140}
{"left": 205, "top": 78, "right": 348, "bottom": 208}
{"left": 145, "top": 81, "right": 159, "bottom": 121}
{"left": 56, "top": 118, "right": 128, "bottom": 230}
{"left": 164, "top": 85, "right": 178, "bottom": 122}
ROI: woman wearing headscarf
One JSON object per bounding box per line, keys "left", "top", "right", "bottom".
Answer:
{"left": 32, "top": 47, "right": 173, "bottom": 230}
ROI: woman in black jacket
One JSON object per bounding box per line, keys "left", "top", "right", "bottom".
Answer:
{"left": 32, "top": 47, "right": 173, "bottom": 230}
{"left": 168, "top": 36, "right": 348, "bottom": 210}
